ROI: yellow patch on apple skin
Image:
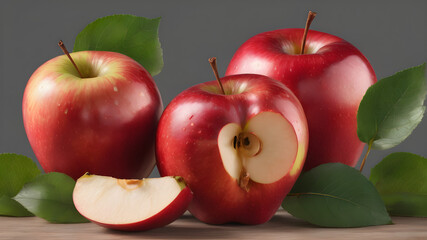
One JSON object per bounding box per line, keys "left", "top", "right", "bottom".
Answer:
{"left": 25, "top": 52, "right": 129, "bottom": 112}
{"left": 200, "top": 81, "right": 249, "bottom": 95}
{"left": 37, "top": 51, "right": 124, "bottom": 85}
{"left": 290, "top": 144, "right": 305, "bottom": 176}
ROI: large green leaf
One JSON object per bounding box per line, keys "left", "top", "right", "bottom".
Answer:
{"left": 14, "top": 172, "right": 89, "bottom": 223}
{"left": 0, "top": 153, "right": 40, "bottom": 216}
{"left": 282, "top": 163, "right": 391, "bottom": 227}
{"left": 73, "top": 14, "right": 163, "bottom": 76}
{"left": 357, "top": 64, "right": 426, "bottom": 150}
{"left": 370, "top": 152, "right": 427, "bottom": 217}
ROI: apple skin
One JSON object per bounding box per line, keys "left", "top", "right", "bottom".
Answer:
{"left": 78, "top": 186, "right": 193, "bottom": 231}
{"left": 156, "top": 74, "right": 308, "bottom": 224}
{"left": 226, "top": 29, "right": 376, "bottom": 170}
{"left": 23, "top": 51, "right": 163, "bottom": 180}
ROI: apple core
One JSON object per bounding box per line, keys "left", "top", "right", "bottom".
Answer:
{"left": 117, "top": 179, "right": 143, "bottom": 190}
{"left": 235, "top": 132, "right": 262, "bottom": 158}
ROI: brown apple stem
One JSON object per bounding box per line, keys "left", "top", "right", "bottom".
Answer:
{"left": 300, "top": 11, "right": 317, "bottom": 54}
{"left": 238, "top": 166, "right": 250, "bottom": 192}
{"left": 208, "top": 57, "right": 226, "bottom": 95}
{"left": 359, "top": 139, "right": 373, "bottom": 172}
{"left": 58, "top": 40, "right": 83, "bottom": 78}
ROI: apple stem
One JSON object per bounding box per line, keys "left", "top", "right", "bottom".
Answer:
{"left": 208, "top": 57, "right": 226, "bottom": 95}
{"left": 58, "top": 40, "right": 84, "bottom": 78}
{"left": 300, "top": 11, "right": 317, "bottom": 55}
{"left": 359, "top": 139, "right": 373, "bottom": 172}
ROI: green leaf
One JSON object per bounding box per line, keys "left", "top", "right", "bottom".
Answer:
{"left": 0, "top": 153, "right": 40, "bottom": 216}
{"left": 357, "top": 64, "right": 427, "bottom": 150}
{"left": 370, "top": 152, "right": 427, "bottom": 217}
{"left": 73, "top": 14, "right": 163, "bottom": 76}
{"left": 282, "top": 163, "right": 391, "bottom": 227}
{"left": 0, "top": 196, "right": 33, "bottom": 217}
{"left": 0, "top": 153, "right": 41, "bottom": 197}
{"left": 14, "top": 172, "right": 89, "bottom": 223}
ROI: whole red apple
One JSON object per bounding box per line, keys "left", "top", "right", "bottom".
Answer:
{"left": 226, "top": 28, "right": 376, "bottom": 170}
{"left": 156, "top": 64, "right": 308, "bottom": 224}
{"left": 23, "top": 51, "right": 163, "bottom": 180}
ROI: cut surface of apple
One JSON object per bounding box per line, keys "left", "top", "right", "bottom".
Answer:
{"left": 218, "top": 112, "right": 298, "bottom": 189}
{"left": 73, "top": 174, "right": 192, "bottom": 231}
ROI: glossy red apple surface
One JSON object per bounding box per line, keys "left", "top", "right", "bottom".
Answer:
{"left": 156, "top": 74, "right": 308, "bottom": 224}
{"left": 73, "top": 174, "right": 192, "bottom": 231}
{"left": 23, "top": 51, "right": 163, "bottom": 180}
{"left": 226, "top": 29, "right": 376, "bottom": 170}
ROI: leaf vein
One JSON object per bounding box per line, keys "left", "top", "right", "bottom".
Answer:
{"left": 289, "top": 192, "right": 364, "bottom": 208}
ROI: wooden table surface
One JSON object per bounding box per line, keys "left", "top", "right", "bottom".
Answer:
{"left": 1, "top": 210, "right": 426, "bottom": 240}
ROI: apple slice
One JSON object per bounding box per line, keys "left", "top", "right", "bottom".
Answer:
{"left": 73, "top": 174, "right": 192, "bottom": 231}
{"left": 218, "top": 111, "right": 298, "bottom": 190}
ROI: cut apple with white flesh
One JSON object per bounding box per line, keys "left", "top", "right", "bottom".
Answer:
{"left": 218, "top": 112, "right": 298, "bottom": 190}
{"left": 73, "top": 174, "right": 193, "bottom": 231}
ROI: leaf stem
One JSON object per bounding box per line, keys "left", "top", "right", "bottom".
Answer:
{"left": 300, "top": 11, "right": 317, "bottom": 54}
{"left": 58, "top": 40, "right": 83, "bottom": 78}
{"left": 359, "top": 139, "right": 373, "bottom": 172}
{"left": 208, "top": 57, "right": 226, "bottom": 95}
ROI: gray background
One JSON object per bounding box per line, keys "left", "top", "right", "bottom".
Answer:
{"left": 1, "top": 0, "right": 426, "bottom": 177}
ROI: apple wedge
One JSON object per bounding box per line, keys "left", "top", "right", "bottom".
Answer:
{"left": 73, "top": 174, "right": 192, "bottom": 231}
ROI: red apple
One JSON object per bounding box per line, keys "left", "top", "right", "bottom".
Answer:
{"left": 156, "top": 69, "right": 308, "bottom": 224}
{"left": 226, "top": 28, "right": 376, "bottom": 170}
{"left": 23, "top": 51, "right": 163, "bottom": 180}
{"left": 73, "top": 174, "right": 192, "bottom": 231}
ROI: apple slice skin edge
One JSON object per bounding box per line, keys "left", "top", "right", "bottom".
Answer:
{"left": 76, "top": 187, "right": 193, "bottom": 231}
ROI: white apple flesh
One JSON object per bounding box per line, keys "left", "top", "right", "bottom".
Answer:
{"left": 73, "top": 174, "right": 193, "bottom": 231}
{"left": 218, "top": 112, "right": 298, "bottom": 185}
